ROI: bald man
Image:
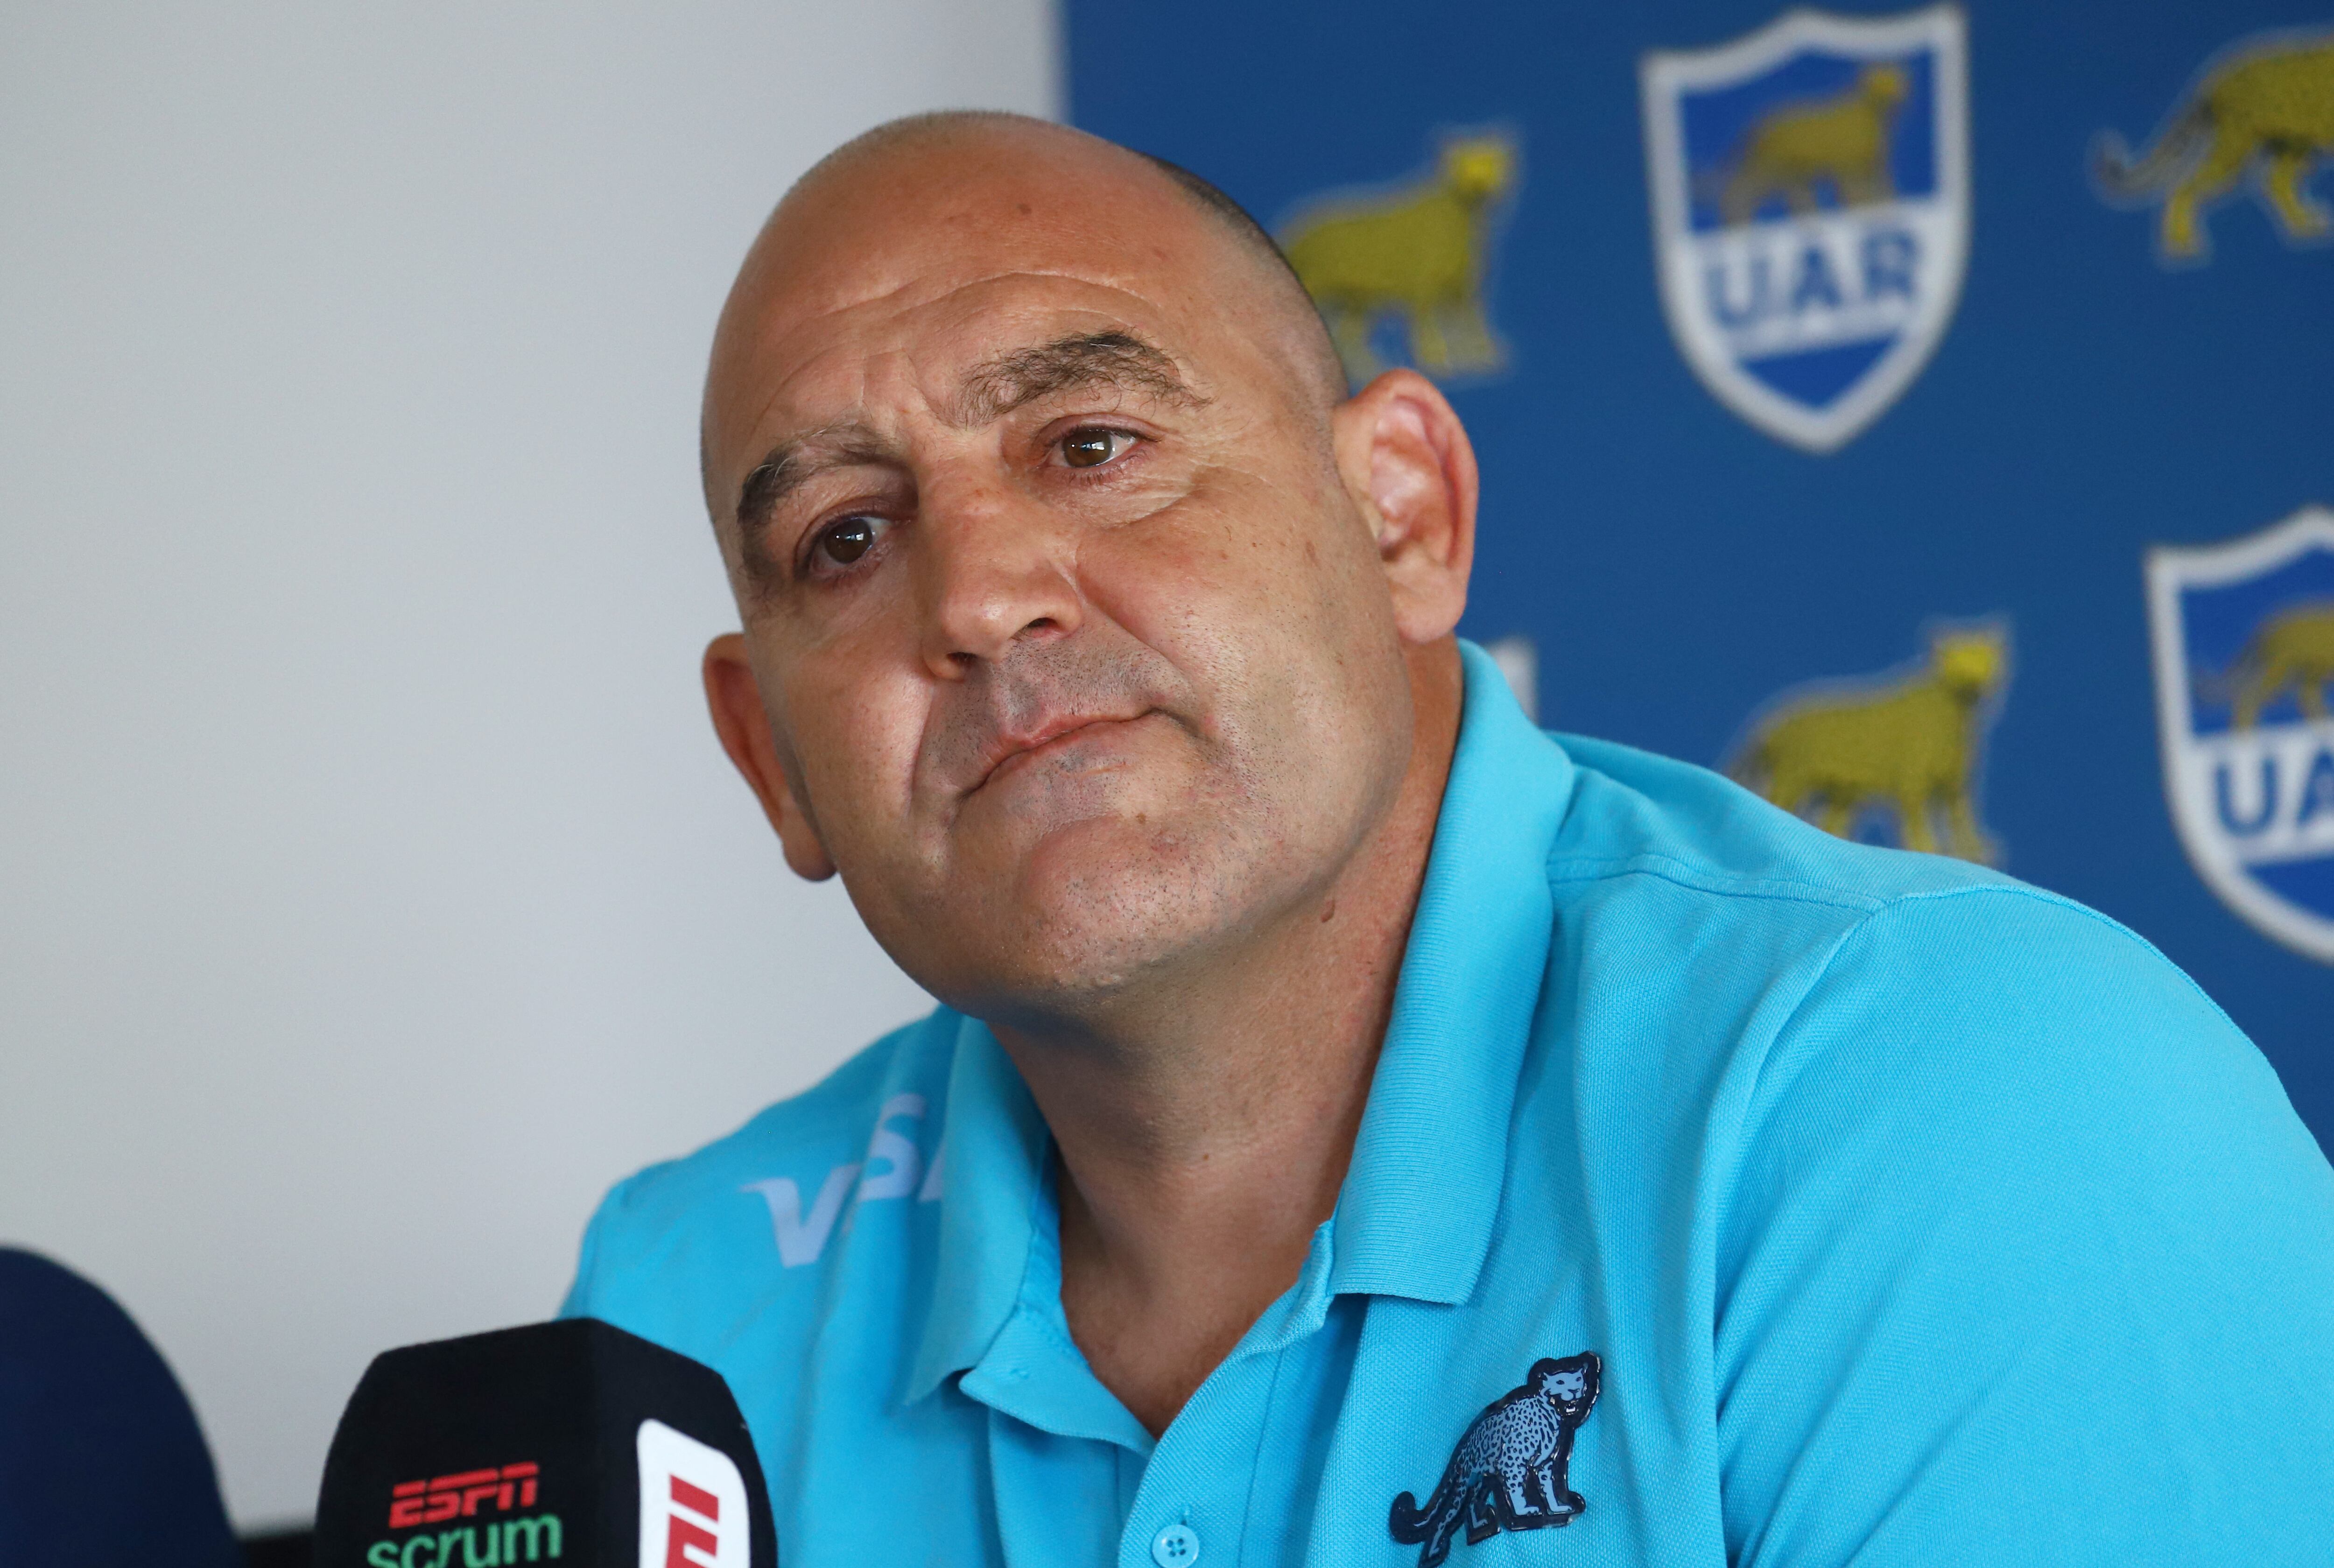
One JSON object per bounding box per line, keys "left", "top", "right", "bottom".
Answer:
{"left": 562, "top": 114, "right": 2334, "bottom": 1568}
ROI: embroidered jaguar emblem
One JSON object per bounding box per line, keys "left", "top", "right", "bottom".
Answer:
{"left": 1387, "top": 1352, "right": 1602, "bottom": 1566}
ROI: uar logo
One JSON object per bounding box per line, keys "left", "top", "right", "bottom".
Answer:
{"left": 1640, "top": 5, "right": 1969, "bottom": 452}
{"left": 2092, "top": 27, "right": 2334, "bottom": 265}
{"left": 1279, "top": 133, "right": 1517, "bottom": 387}
{"left": 2148, "top": 506, "right": 2334, "bottom": 962}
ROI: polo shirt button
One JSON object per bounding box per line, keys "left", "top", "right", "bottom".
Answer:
{"left": 1150, "top": 1522, "right": 1201, "bottom": 1566}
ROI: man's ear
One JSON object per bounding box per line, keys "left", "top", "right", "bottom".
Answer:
{"left": 1330, "top": 367, "right": 1478, "bottom": 646}
{"left": 702, "top": 634, "right": 837, "bottom": 881}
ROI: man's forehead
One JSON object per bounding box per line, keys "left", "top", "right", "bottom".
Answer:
{"left": 708, "top": 265, "right": 1229, "bottom": 503}
{"left": 751, "top": 265, "right": 1199, "bottom": 394}
{"left": 724, "top": 136, "right": 1217, "bottom": 364}
{"left": 701, "top": 119, "right": 1337, "bottom": 512}
{"left": 749, "top": 123, "right": 1208, "bottom": 300}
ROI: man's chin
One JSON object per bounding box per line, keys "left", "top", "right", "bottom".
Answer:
{"left": 931, "top": 814, "right": 1261, "bottom": 1014}
{"left": 1012, "top": 810, "right": 1213, "bottom": 921}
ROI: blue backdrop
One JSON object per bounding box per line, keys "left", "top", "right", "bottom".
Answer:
{"left": 1068, "top": 1, "right": 2334, "bottom": 1150}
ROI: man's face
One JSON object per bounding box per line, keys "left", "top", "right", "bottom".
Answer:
{"left": 702, "top": 131, "right": 1424, "bottom": 1020}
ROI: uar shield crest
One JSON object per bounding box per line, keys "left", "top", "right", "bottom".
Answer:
{"left": 2148, "top": 506, "right": 2334, "bottom": 963}
{"left": 1639, "top": 6, "right": 1969, "bottom": 452}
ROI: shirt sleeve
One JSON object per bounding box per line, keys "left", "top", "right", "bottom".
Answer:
{"left": 1716, "top": 885, "right": 2334, "bottom": 1568}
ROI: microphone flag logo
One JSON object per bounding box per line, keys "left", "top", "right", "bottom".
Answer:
{"left": 637, "top": 1419, "right": 750, "bottom": 1568}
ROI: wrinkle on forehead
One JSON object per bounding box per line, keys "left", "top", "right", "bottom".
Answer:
{"left": 953, "top": 330, "right": 1202, "bottom": 427}
{"left": 711, "top": 269, "right": 1218, "bottom": 502}
{"left": 702, "top": 123, "right": 1331, "bottom": 513}
{"left": 733, "top": 267, "right": 1203, "bottom": 401}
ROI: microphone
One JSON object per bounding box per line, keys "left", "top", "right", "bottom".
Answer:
{"left": 314, "top": 1318, "right": 776, "bottom": 1568}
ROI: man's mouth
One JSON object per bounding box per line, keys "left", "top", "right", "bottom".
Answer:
{"left": 972, "top": 711, "right": 1153, "bottom": 794}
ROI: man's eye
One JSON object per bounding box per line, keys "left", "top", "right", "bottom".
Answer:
{"left": 810, "top": 514, "right": 883, "bottom": 570}
{"left": 1059, "top": 428, "right": 1137, "bottom": 469}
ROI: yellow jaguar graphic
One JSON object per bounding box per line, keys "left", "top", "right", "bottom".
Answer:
{"left": 1731, "top": 627, "right": 2007, "bottom": 862}
{"left": 1713, "top": 63, "right": 1910, "bottom": 225}
{"left": 2095, "top": 31, "right": 2334, "bottom": 259}
{"left": 2220, "top": 601, "right": 2334, "bottom": 729}
{"left": 1280, "top": 137, "right": 1514, "bottom": 384}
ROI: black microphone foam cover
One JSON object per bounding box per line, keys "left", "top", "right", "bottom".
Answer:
{"left": 315, "top": 1318, "right": 776, "bottom": 1568}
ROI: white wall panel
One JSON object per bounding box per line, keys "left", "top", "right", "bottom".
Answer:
{"left": 0, "top": 0, "right": 1057, "bottom": 1527}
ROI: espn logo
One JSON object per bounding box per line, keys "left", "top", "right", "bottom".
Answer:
{"left": 387, "top": 1463, "right": 541, "bottom": 1528}
{"left": 661, "top": 1476, "right": 721, "bottom": 1568}
{"left": 636, "top": 1420, "right": 747, "bottom": 1568}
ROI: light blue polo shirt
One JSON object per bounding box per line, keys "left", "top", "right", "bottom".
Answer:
{"left": 563, "top": 640, "right": 2334, "bottom": 1567}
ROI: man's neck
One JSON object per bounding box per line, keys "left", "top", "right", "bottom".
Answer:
{"left": 990, "top": 641, "right": 1465, "bottom": 1435}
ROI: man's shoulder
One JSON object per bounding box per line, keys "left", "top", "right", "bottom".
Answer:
{"left": 1536, "top": 731, "right": 2218, "bottom": 1052}
{"left": 1539, "top": 726, "right": 2332, "bottom": 1247}
{"left": 603, "top": 1006, "right": 957, "bottom": 1210}
{"left": 563, "top": 1005, "right": 963, "bottom": 1328}
{"left": 1546, "top": 730, "right": 2017, "bottom": 915}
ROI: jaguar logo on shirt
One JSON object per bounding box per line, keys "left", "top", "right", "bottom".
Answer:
{"left": 1387, "top": 1353, "right": 1601, "bottom": 1566}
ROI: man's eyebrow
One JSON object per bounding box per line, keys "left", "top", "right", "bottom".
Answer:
{"left": 733, "top": 423, "right": 898, "bottom": 538}
{"left": 728, "top": 333, "right": 1196, "bottom": 548}
{"left": 954, "top": 330, "right": 1203, "bottom": 427}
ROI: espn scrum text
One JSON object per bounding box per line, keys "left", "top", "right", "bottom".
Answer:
{"left": 368, "top": 1463, "right": 562, "bottom": 1568}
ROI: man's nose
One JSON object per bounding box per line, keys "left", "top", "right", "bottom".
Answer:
{"left": 914, "top": 478, "right": 1084, "bottom": 678}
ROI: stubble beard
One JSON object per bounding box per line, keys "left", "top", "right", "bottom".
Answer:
{"left": 890, "top": 674, "right": 1397, "bottom": 1039}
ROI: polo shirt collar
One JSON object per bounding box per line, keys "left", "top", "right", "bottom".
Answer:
{"left": 1327, "top": 640, "right": 1575, "bottom": 1303}
{"left": 903, "top": 640, "right": 1576, "bottom": 1400}
{"left": 904, "top": 1013, "right": 1051, "bottom": 1406}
